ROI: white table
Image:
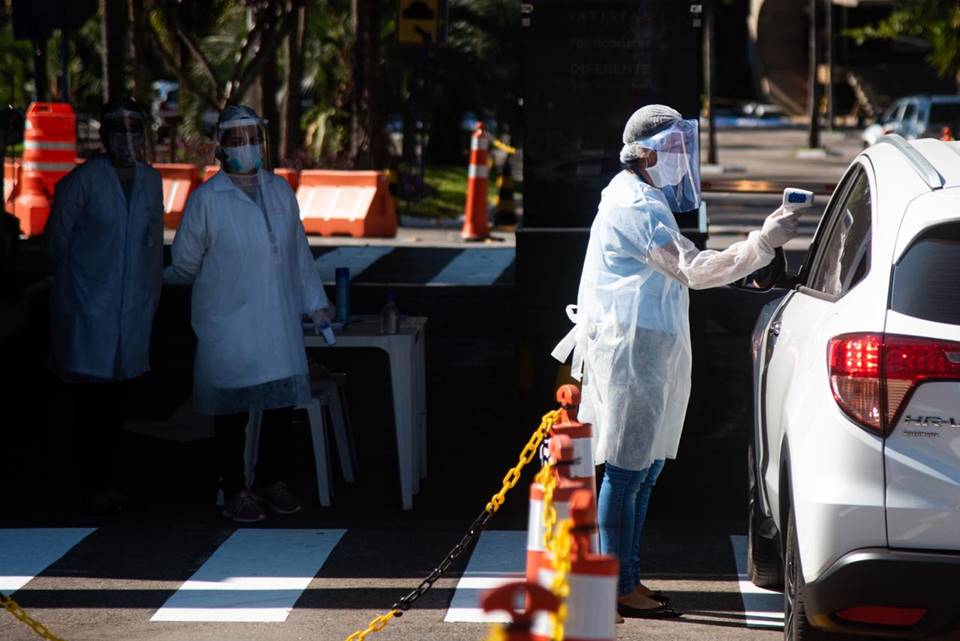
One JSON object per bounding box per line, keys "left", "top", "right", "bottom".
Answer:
{"left": 304, "top": 316, "right": 427, "bottom": 510}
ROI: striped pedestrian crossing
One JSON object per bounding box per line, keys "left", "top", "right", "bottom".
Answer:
{"left": 312, "top": 246, "right": 515, "bottom": 286}
{"left": 152, "top": 529, "right": 345, "bottom": 622}
{"left": 0, "top": 526, "right": 783, "bottom": 631}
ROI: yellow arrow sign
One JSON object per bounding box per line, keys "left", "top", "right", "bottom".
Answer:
{"left": 398, "top": 0, "right": 439, "bottom": 45}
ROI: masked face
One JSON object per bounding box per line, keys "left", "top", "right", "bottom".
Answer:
{"left": 626, "top": 119, "right": 701, "bottom": 213}
{"left": 222, "top": 144, "right": 263, "bottom": 174}
{"left": 106, "top": 130, "right": 144, "bottom": 167}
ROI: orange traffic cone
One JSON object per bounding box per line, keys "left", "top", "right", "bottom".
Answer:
{"left": 482, "top": 581, "right": 560, "bottom": 641}
{"left": 462, "top": 121, "right": 490, "bottom": 241}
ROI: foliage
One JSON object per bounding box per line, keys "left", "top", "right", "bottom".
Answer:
{"left": 846, "top": 0, "right": 960, "bottom": 86}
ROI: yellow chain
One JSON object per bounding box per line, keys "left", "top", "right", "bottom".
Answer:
{"left": 548, "top": 520, "right": 573, "bottom": 641}
{"left": 345, "top": 610, "right": 398, "bottom": 641}
{"left": 484, "top": 623, "right": 508, "bottom": 641}
{"left": 491, "top": 138, "right": 518, "bottom": 155}
{"left": 486, "top": 410, "right": 560, "bottom": 514}
{"left": 1, "top": 593, "right": 67, "bottom": 641}
{"left": 346, "top": 409, "right": 560, "bottom": 641}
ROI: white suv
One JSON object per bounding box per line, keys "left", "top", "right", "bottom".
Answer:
{"left": 747, "top": 135, "right": 960, "bottom": 640}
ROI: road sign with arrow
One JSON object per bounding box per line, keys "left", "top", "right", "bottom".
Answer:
{"left": 397, "top": 0, "right": 445, "bottom": 46}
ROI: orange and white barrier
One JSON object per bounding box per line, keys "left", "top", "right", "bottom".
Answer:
{"left": 14, "top": 102, "right": 77, "bottom": 236}
{"left": 482, "top": 581, "right": 560, "bottom": 641}
{"left": 297, "top": 170, "right": 397, "bottom": 238}
{"left": 532, "top": 491, "right": 618, "bottom": 641}
{"left": 155, "top": 163, "right": 199, "bottom": 229}
{"left": 461, "top": 122, "right": 490, "bottom": 241}
{"left": 552, "top": 385, "right": 596, "bottom": 498}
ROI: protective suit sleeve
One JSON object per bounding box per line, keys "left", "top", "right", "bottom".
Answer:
{"left": 292, "top": 195, "right": 329, "bottom": 314}
{"left": 645, "top": 222, "right": 775, "bottom": 290}
{"left": 169, "top": 192, "right": 208, "bottom": 284}
{"left": 46, "top": 172, "right": 85, "bottom": 265}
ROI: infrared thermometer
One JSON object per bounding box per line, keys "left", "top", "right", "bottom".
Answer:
{"left": 782, "top": 188, "right": 814, "bottom": 214}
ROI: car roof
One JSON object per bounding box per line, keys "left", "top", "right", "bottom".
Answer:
{"left": 866, "top": 137, "right": 960, "bottom": 191}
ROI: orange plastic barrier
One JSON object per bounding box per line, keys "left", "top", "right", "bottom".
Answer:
{"left": 4, "top": 158, "right": 20, "bottom": 215}
{"left": 296, "top": 170, "right": 397, "bottom": 238}
{"left": 14, "top": 102, "right": 77, "bottom": 236}
{"left": 155, "top": 163, "right": 200, "bottom": 229}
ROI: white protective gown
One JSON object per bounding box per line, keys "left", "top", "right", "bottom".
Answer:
{"left": 552, "top": 171, "right": 775, "bottom": 471}
{"left": 170, "top": 170, "right": 329, "bottom": 415}
{"left": 46, "top": 154, "right": 164, "bottom": 380}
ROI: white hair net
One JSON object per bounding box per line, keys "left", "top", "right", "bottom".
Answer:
{"left": 619, "top": 104, "right": 682, "bottom": 163}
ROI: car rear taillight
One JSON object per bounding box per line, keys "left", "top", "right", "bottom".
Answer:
{"left": 828, "top": 333, "right": 960, "bottom": 435}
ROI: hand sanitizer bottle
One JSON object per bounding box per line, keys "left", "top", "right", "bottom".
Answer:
{"left": 380, "top": 290, "right": 399, "bottom": 335}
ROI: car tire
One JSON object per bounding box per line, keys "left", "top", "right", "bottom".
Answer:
{"left": 747, "top": 444, "right": 784, "bottom": 590}
{"left": 784, "top": 510, "right": 837, "bottom": 641}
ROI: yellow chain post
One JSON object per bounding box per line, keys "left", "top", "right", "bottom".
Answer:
{"left": 1, "top": 593, "right": 67, "bottom": 641}
{"left": 345, "top": 409, "right": 561, "bottom": 641}
{"left": 491, "top": 138, "right": 518, "bottom": 155}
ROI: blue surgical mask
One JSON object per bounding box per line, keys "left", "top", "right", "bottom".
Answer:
{"left": 223, "top": 144, "right": 262, "bottom": 173}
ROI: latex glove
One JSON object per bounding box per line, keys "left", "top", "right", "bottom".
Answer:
{"left": 759, "top": 206, "right": 800, "bottom": 249}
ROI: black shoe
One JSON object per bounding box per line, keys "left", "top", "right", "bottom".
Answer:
{"left": 617, "top": 602, "right": 682, "bottom": 619}
{"left": 650, "top": 592, "right": 671, "bottom": 604}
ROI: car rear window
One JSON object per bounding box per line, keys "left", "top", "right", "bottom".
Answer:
{"left": 929, "top": 103, "right": 960, "bottom": 125}
{"left": 891, "top": 223, "right": 960, "bottom": 324}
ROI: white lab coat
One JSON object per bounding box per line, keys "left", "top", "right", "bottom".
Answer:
{"left": 46, "top": 154, "right": 164, "bottom": 380}
{"left": 170, "top": 170, "right": 328, "bottom": 415}
{"left": 553, "top": 171, "right": 775, "bottom": 471}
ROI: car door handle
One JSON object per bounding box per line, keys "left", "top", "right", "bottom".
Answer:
{"left": 769, "top": 320, "right": 781, "bottom": 337}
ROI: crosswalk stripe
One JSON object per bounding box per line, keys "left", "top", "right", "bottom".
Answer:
{"left": 0, "top": 528, "right": 96, "bottom": 593}
{"left": 428, "top": 248, "right": 515, "bottom": 286}
{"left": 151, "top": 529, "right": 346, "bottom": 622}
{"left": 730, "top": 535, "right": 784, "bottom": 629}
{"left": 314, "top": 247, "right": 394, "bottom": 283}
{"left": 444, "top": 530, "right": 526, "bottom": 623}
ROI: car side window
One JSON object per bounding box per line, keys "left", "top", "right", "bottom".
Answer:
{"left": 806, "top": 168, "right": 872, "bottom": 298}
{"left": 903, "top": 101, "right": 918, "bottom": 124}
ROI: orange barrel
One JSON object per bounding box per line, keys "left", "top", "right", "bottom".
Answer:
{"left": 4, "top": 158, "right": 20, "bottom": 214}
{"left": 14, "top": 102, "right": 76, "bottom": 236}
{"left": 531, "top": 490, "right": 618, "bottom": 641}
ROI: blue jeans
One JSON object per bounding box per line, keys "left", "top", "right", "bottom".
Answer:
{"left": 597, "top": 460, "right": 666, "bottom": 596}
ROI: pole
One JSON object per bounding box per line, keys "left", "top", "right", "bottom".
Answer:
{"left": 807, "top": 0, "right": 821, "bottom": 149}
{"left": 825, "top": 0, "right": 833, "bottom": 131}
{"left": 33, "top": 38, "right": 48, "bottom": 102}
{"left": 705, "top": 0, "right": 718, "bottom": 165}
{"left": 59, "top": 28, "right": 70, "bottom": 102}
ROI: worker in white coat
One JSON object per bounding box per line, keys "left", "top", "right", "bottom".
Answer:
{"left": 169, "top": 105, "right": 332, "bottom": 523}
{"left": 46, "top": 97, "right": 163, "bottom": 513}
{"left": 552, "top": 105, "right": 799, "bottom": 618}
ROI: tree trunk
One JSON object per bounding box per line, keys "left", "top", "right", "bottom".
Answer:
{"left": 101, "top": 0, "right": 127, "bottom": 102}
{"left": 807, "top": 0, "right": 821, "bottom": 149}
{"left": 32, "top": 38, "right": 48, "bottom": 102}
{"left": 351, "top": 0, "right": 386, "bottom": 169}
{"left": 261, "top": 57, "right": 281, "bottom": 168}
{"left": 281, "top": 1, "right": 306, "bottom": 161}
{"left": 129, "top": 0, "right": 149, "bottom": 107}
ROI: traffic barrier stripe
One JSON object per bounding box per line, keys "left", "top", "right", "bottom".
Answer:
{"left": 155, "top": 163, "right": 199, "bottom": 230}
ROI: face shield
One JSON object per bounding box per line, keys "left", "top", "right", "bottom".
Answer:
{"left": 627, "top": 119, "right": 701, "bottom": 213}
{"left": 217, "top": 116, "right": 270, "bottom": 174}
{"left": 101, "top": 110, "right": 147, "bottom": 168}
